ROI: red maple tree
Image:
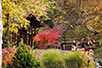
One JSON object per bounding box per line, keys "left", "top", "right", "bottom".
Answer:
{"left": 34, "top": 24, "right": 65, "bottom": 48}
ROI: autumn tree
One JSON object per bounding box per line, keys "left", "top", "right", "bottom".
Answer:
{"left": 34, "top": 24, "right": 66, "bottom": 48}
{"left": 43, "top": 0, "right": 85, "bottom": 40}
{"left": 47, "top": 0, "right": 102, "bottom": 40}
{"left": 2, "top": 0, "right": 49, "bottom": 47}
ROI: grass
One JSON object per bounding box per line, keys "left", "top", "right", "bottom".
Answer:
{"left": 33, "top": 49, "right": 72, "bottom": 61}
{"left": 33, "top": 49, "right": 95, "bottom": 68}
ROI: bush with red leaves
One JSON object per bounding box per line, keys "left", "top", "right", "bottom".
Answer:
{"left": 34, "top": 24, "right": 65, "bottom": 48}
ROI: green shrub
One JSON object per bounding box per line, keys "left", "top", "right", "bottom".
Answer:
{"left": 64, "top": 51, "right": 85, "bottom": 68}
{"left": 41, "top": 49, "right": 65, "bottom": 68}
{"left": 7, "top": 42, "right": 41, "bottom": 68}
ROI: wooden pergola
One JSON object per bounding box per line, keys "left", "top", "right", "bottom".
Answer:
{"left": 17, "top": 13, "right": 44, "bottom": 47}
{"left": 25, "top": 13, "right": 44, "bottom": 47}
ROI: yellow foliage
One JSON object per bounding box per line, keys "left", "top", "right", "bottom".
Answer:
{"left": 94, "top": 16, "right": 100, "bottom": 21}
{"left": 2, "top": 0, "right": 47, "bottom": 35}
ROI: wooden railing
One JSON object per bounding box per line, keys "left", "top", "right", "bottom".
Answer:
{"left": 60, "top": 41, "right": 100, "bottom": 51}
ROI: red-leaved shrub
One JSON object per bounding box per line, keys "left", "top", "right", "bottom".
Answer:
{"left": 34, "top": 24, "right": 65, "bottom": 48}
{"left": 2, "top": 47, "right": 18, "bottom": 66}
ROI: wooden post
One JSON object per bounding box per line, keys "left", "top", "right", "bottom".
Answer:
{"left": 23, "top": 29, "right": 27, "bottom": 44}
{"left": 34, "top": 26, "right": 36, "bottom": 48}
{"left": 61, "top": 43, "right": 64, "bottom": 50}
{"left": 31, "top": 28, "right": 33, "bottom": 47}
{"left": 12, "top": 33, "right": 14, "bottom": 42}
{"left": 70, "top": 45, "right": 71, "bottom": 50}
{"left": 14, "top": 33, "right": 16, "bottom": 45}
{"left": 28, "top": 28, "right": 31, "bottom": 45}
{"left": 20, "top": 29, "right": 22, "bottom": 39}
{"left": 17, "top": 29, "right": 20, "bottom": 46}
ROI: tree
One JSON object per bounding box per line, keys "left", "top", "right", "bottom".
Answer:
{"left": 80, "top": 0, "right": 102, "bottom": 39}
{"left": 2, "top": 0, "right": 48, "bottom": 47}
{"left": 0, "top": 0, "right": 3, "bottom": 67}
{"left": 44, "top": 0, "right": 87, "bottom": 39}
{"left": 34, "top": 24, "right": 65, "bottom": 48}
{"left": 50, "top": 0, "right": 102, "bottom": 40}
{"left": 2, "top": 0, "right": 29, "bottom": 47}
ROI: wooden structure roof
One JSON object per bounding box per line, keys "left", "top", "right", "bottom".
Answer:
{"left": 24, "top": 13, "right": 44, "bottom": 28}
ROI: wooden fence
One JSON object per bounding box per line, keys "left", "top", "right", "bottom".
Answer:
{"left": 60, "top": 40, "right": 100, "bottom": 51}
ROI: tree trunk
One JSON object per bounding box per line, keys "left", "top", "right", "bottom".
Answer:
{"left": 6, "top": 14, "right": 9, "bottom": 48}
{"left": 0, "top": 0, "right": 3, "bottom": 68}
{"left": 78, "top": 0, "right": 82, "bottom": 19}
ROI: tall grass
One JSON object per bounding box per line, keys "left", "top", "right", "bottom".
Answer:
{"left": 41, "top": 49, "right": 65, "bottom": 68}
{"left": 64, "top": 51, "right": 85, "bottom": 68}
